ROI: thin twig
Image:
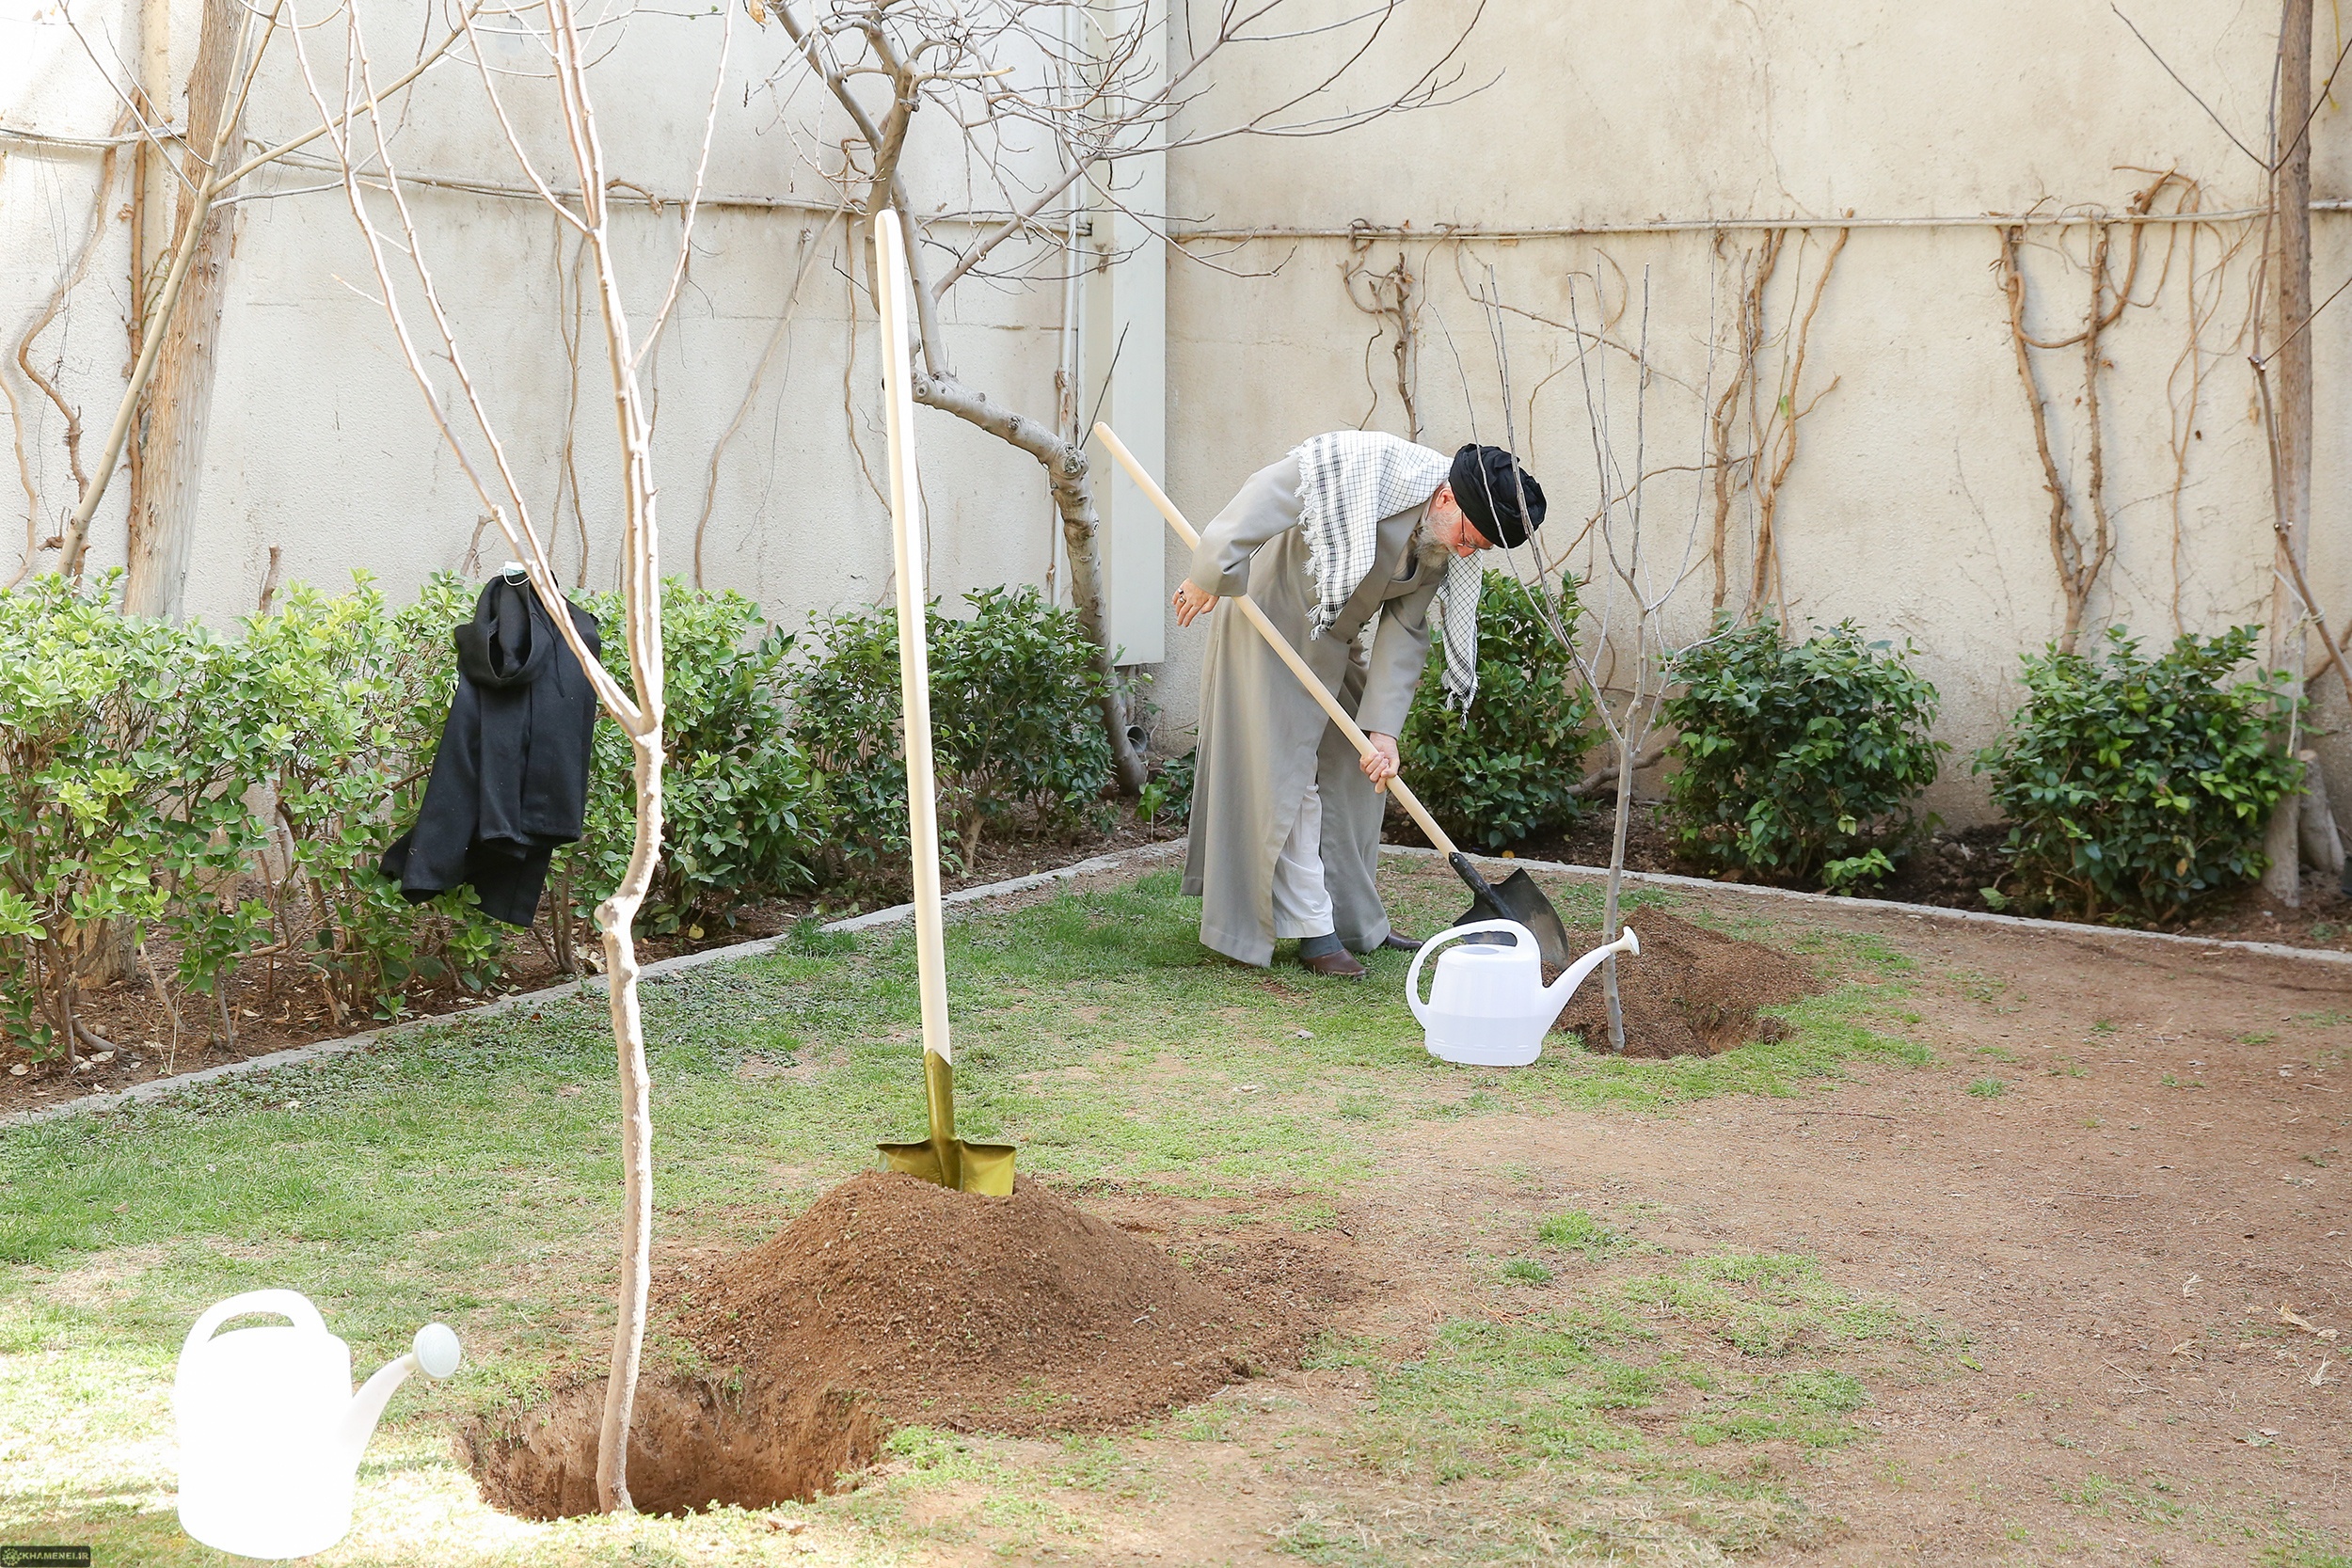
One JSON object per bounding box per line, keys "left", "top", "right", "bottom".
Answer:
{"left": 696, "top": 215, "right": 838, "bottom": 584}
{"left": 2111, "top": 4, "right": 2269, "bottom": 168}
{"left": 1770, "top": 1109, "right": 1899, "bottom": 1120}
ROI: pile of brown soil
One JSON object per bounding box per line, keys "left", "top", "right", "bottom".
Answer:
{"left": 467, "top": 1172, "right": 1330, "bottom": 1518}
{"left": 1548, "top": 910, "right": 1820, "bottom": 1057}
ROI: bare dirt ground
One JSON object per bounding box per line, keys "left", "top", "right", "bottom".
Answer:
{"left": 850, "top": 888, "right": 2349, "bottom": 1566}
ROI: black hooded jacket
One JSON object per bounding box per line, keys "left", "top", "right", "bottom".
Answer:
{"left": 382, "top": 579, "right": 602, "bottom": 926}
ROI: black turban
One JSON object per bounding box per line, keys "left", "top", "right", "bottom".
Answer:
{"left": 1449, "top": 444, "right": 1547, "bottom": 549}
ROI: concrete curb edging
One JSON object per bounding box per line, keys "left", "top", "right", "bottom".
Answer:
{"left": 1383, "top": 843, "right": 2352, "bottom": 972}
{"left": 3, "top": 840, "right": 1186, "bottom": 1132}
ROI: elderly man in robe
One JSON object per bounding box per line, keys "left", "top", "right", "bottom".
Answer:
{"left": 1172, "top": 434, "right": 1548, "bottom": 977}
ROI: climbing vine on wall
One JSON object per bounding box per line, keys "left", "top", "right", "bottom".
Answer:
{"left": 1992, "top": 173, "right": 2247, "bottom": 653}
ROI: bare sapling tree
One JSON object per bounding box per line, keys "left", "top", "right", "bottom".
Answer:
{"left": 286, "top": 0, "right": 734, "bottom": 1512}
{"left": 750, "top": 0, "right": 1482, "bottom": 792}
{"left": 1479, "top": 264, "right": 1722, "bottom": 1053}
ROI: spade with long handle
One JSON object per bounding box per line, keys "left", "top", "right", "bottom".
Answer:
{"left": 872, "top": 210, "right": 1015, "bottom": 1196}
{"left": 1093, "top": 420, "right": 1576, "bottom": 971}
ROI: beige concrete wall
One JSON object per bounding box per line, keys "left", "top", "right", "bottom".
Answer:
{"left": 2, "top": 0, "right": 1073, "bottom": 636}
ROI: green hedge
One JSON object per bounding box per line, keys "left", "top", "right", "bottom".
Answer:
{"left": 0, "top": 576, "right": 264, "bottom": 1055}
{"left": 1976, "top": 626, "right": 2300, "bottom": 921}
{"left": 790, "top": 585, "right": 1115, "bottom": 883}
{"left": 1398, "top": 570, "right": 1597, "bottom": 851}
{"left": 1662, "top": 618, "right": 1947, "bottom": 892}
{"left": 241, "top": 576, "right": 513, "bottom": 1022}
{"left": 560, "top": 587, "right": 831, "bottom": 938}
{"left": 0, "top": 575, "right": 1123, "bottom": 1057}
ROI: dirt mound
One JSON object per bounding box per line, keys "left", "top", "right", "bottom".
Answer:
{"left": 468, "top": 1172, "right": 1334, "bottom": 1518}
{"left": 1549, "top": 910, "right": 1820, "bottom": 1057}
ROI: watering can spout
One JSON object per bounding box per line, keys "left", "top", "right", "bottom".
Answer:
{"left": 1542, "top": 927, "right": 1640, "bottom": 1007}
{"left": 335, "top": 1324, "right": 462, "bottom": 1476}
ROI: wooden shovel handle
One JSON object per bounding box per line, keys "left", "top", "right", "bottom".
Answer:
{"left": 1092, "top": 420, "right": 1462, "bottom": 861}
{"left": 878, "top": 211, "right": 955, "bottom": 1069}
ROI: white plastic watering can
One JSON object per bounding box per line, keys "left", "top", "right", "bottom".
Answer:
{"left": 1407, "top": 920, "right": 1642, "bottom": 1067}
{"left": 174, "top": 1290, "right": 462, "bottom": 1560}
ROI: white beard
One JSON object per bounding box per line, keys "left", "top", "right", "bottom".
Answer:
{"left": 1408, "top": 525, "right": 1456, "bottom": 576}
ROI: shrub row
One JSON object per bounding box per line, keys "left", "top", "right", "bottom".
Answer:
{"left": 1400, "top": 572, "right": 1599, "bottom": 851}
{"left": 0, "top": 574, "right": 1113, "bottom": 1059}
{"left": 1663, "top": 616, "right": 2298, "bottom": 921}
{"left": 1977, "top": 626, "right": 2299, "bottom": 921}
{"left": 0, "top": 562, "right": 2307, "bottom": 1058}
{"left": 1385, "top": 572, "right": 2303, "bottom": 924}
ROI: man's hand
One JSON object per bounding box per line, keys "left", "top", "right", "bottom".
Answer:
{"left": 1171, "top": 581, "right": 1218, "bottom": 627}
{"left": 1360, "top": 732, "right": 1402, "bottom": 792}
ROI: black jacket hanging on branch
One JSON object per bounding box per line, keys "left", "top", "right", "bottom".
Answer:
{"left": 382, "top": 578, "right": 602, "bottom": 927}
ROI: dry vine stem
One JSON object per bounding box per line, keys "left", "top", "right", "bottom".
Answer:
{"left": 2142, "top": 171, "right": 2253, "bottom": 633}
{"left": 694, "top": 215, "right": 839, "bottom": 585}
{"left": 1746, "top": 227, "right": 1846, "bottom": 619}
{"left": 1997, "top": 223, "right": 2114, "bottom": 655}
{"left": 1994, "top": 176, "right": 2201, "bottom": 654}
{"left": 1696, "top": 225, "right": 1846, "bottom": 619}
{"left": 755, "top": 0, "right": 1486, "bottom": 793}
{"left": 1342, "top": 225, "right": 1422, "bottom": 439}
{"left": 287, "top": 0, "right": 733, "bottom": 1513}
{"left": 5, "top": 105, "right": 135, "bottom": 584}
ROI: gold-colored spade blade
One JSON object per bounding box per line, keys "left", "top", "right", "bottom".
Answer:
{"left": 880, "top": 1051, "right": 1016, "bottom": 1196}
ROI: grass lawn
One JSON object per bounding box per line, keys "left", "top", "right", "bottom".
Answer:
{"left": 0, "top": 865, "right": 1999, "bottom": 1565}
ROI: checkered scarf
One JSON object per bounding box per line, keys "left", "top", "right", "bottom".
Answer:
{"left": 1294, "top": 431, "right": 1483, "bottom": 711}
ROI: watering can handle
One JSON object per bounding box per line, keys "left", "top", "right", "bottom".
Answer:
{"left": 181, "top": 1290, "right": 328, "bottom": 1365}
{"left": 1406, "top": 920, "right": 1536, "bottom": 1024}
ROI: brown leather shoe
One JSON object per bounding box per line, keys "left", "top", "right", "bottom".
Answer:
{"left": 1379, "top": 932, "right": 1421, "bottom": 953}
{"left": 1300, "top": 948, "right": 1367, "bottom": 979}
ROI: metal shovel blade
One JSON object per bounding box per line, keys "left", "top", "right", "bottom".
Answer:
{"left": 1453, "top": 863, "right": 1575, "bottom": 971}
{"left": 879, "top": 1052, "right": 1016, "bottom": 1196}
{"left": 879, "top": 1135, "right": 1018, "bottom": 1196}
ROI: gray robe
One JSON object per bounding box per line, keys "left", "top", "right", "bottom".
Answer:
{"left": 1181, "top": 452, "right": 1443, "bottom": 965}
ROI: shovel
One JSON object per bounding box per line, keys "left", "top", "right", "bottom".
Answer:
{"left": 871, "top": 210, "right": 1015, "bottom": 1196}
{"left": 1094, "top": 420, "right": 1575, "bottom": 971}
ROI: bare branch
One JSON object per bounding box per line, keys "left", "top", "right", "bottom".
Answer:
{"left": 695, "top": 213, "right": 841, "bottom": 582}
{"left": 11, "top": 104, "right": 133, "bottom": 549}
{"left": 455, "top": 6, "right": 590, "bottom": 230}
{"left": 633, "top": 0, "right": 735, "bottom": 367}
{"left": 2111, "top": 4, "right": 2269, "bottom": 168}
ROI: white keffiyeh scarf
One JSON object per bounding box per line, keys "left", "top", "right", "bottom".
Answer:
{"left": 1294, "top": 431, "right": 1483, "bottom": 711}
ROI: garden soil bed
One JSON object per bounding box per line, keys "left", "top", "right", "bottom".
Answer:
{"left": 1402, "top": 801, "right": 2352, "bottom": 953}
{"left": 0, "top": 817, "right": 1183, "bottom": 1118}
{"left": 463, "top": 1171, "right": 1343, "bottom": 1518}
{"left": 1546, "top": 907, "right": 1822, "bottom": 1056}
